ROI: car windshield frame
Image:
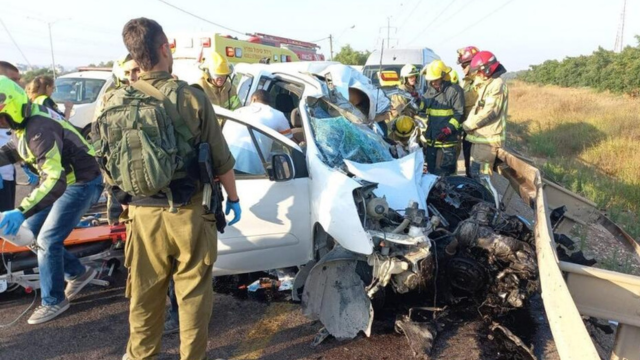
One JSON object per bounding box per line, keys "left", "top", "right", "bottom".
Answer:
{"left": 52, "top": 77, "right": 107, "bottom": 105}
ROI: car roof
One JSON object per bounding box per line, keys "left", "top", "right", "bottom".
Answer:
{"left": 58, "top": 71, "right": 113, "bottom": 80}
{"left": 364, "top": 48, "right": 440, "bottom": 66}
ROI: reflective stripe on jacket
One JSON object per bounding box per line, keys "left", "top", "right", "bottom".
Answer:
{"left": 34, "top": 95, "right": 65, "bottom": 117}
{"left": 464, "top": 77, "right": 508, "bottom": 147}
{"left": 0, "top": 105, "right": 100, "bottom": 218}
{"left": 422, "top": 81, "right": 464, "bottom": 147}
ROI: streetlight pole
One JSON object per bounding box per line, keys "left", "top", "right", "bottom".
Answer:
{"left": 29, "top": 17, "right": 66, "bottom": 79}
{"left": 47, "top": 22, "right": 57, "bottom": 80}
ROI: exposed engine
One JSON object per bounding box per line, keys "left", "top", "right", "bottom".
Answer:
{"left": 353, "top": 184, "right": 436, "bottom": 297}
{"left": 356, "top": 177, "right": 539, "bottom": 358}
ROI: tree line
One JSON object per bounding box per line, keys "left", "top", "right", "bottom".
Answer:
{"left": 519, "top": 35, "right": 640, "bottom": 96}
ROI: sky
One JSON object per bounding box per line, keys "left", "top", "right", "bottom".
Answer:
{"left": 1, "top": 0, "right": 639, "bottom": 72}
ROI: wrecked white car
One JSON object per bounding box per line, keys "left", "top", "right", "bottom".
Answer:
{"left": 209, "top": 62, "right": 539, "bottom": 357}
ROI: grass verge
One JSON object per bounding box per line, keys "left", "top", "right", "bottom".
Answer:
{"left": 507, "top": 81, "right": 640, "bottom": 239}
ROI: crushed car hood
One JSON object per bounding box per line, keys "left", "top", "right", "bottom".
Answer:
{"left": 344, "top": 151, "right": 437, "bottom": 211}
{"left": 313, "top": 150, "right": 438, "bottom": 256}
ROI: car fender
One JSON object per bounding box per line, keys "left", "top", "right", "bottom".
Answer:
{"left": 302, "top": 246, "right": 373, "bottom": 340}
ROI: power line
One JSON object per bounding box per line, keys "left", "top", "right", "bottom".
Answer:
{"left": 0, "top": 18, "right": 32, "bottom": 67}
{"left": 408, "top": 0, "right": 459, "bottom": 45}
{"left": 396, "top": 0, "right": 425, "bottom": 35}
{"left": 156, "top": 0, "right": 244, "bottom": 35}
{"left": 438, "top": 0, "right": 517, "bottom": 45}
{"left": 309, "top": 36, "right": 330, "bottom": 43}
{"left": 427, "top": 0, "right": 474, "bottom": 35}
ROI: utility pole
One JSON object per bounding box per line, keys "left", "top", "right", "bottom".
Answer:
{"left": 614, "top": 0, "right": 626, "bottom": 52}
{"left": 379, "top": 17, "right": 397, "bottom": 49}
{"left": 329, "top": 34, "right": 334, "bottom": 61}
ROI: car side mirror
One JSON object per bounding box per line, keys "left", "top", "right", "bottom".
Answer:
{"left": 269, "top": 153, "right": 295, "bottom": 182}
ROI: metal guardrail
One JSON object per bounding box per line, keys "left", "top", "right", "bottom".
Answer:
{"left": 497, "top": 149, "right": 640, "bottom": 360}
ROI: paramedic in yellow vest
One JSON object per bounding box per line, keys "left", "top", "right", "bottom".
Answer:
{"left": 462, "top": 51, "right": 508, "bottom": 177}
{"left": 456, "top": 46, "right": 480, "bottom": 177}
{"left": 0, "top": 76, "right": 104, "bottom": 325}
{"left": 421, "top": 60, "right": 464, "bottom": 176}
{"left": 27, "top": 75, "right": 74, "bottom": 120}
{"left": 197, "top": 52, "right": 241, "bottom": 110}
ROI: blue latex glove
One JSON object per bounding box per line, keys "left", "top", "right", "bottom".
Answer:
{"left": 22, "top": 166, "right": 39, "bottom": 185}
{"left": 0, "top": 209, "right": 26, "bottom": 236}
{"left": 0, "top": 179, "right": 4, "bottom": 190}
{"left": 225, "top": 199, "right": 242, "bottom": 226}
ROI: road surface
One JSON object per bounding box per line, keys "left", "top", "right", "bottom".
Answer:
{"left": 0, "top": 164, "right": 562, "bottom": 360}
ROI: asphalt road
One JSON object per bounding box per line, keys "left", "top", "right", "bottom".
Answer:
{"left": 0, "top": 165, "right": 561, "bottom": 360}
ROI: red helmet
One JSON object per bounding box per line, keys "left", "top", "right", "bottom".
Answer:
{"left": 456, "top": 46, "right": 479, "bottom": 65}
{"left": 469, "top": 51, "right": 500, "bottom": 77}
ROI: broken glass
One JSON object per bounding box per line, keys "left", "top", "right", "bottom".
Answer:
{"left": 310, "top": 115, "right": 393, "bottom": 168}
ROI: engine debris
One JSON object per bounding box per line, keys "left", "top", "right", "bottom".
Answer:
{"left": 303, "top": 175, "right": 541, "bottom": 359}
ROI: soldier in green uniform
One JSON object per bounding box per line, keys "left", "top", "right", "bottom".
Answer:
{"left": 104, "top": 18, "right": 241, "bottom": 360}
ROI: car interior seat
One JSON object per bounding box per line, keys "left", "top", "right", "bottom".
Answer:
{"left": 290, "top": 108, "right": 305, "bottom": 145}
{"left": 275, "top": 93, "right": 295, "bottom": 122}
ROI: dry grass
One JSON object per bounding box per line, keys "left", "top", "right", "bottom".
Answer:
{"left": 507, "top": 81, "right": 640, "bottom": 238}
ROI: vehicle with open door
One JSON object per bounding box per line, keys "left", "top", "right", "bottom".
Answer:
{"left": 213, "top": 62, "right": 640, "bottom": 360}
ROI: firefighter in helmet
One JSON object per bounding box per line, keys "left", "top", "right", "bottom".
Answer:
{"left": 456, "top": 46, "right": 480, "bottom": 177}
{"left": 421, "top": 60, "right": 464, "bottom": 176}
{"left": 197, "top": 52, "right": 240, "bottom": 110}
{"left": 463, "top": 50, "right": 508, "bottom": 178}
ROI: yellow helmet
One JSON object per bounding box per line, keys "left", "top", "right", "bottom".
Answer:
{"left": 447, "top": 70, "right": 460, "bottom": 84}
{"left": 393, "top": 115, "right": 415, "bottom": 138}
{"left": 112, "top": 54, "right": 131, "bottom": 87}
{"left": 202, "top": 51, "right": 231, "bottom": 79}
{"left": 422, "top": 60, "right": 452, "bottom": 81}
{"left": 0, "top": 75, "right": 28, "bottom": 127}
{"left": 400, "top": 64, "right": 419, "bottom": 78}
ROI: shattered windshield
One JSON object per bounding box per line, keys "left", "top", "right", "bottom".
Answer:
{"left": 310, "top": 115, "right": 392, "bottom": 168}
{"left": 308, "top": 96, "right": 393, "bottom": 168}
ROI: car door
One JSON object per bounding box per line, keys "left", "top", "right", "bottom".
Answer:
{"left": 213, "top": 111, "right": 312, "bottom": 275}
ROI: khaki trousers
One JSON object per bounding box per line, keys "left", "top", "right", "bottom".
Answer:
{"left": 123, "top": 195, "right": 217, "bottom": 360}
{"left": 470, "top": 143, "right": 500, "bottom": 177}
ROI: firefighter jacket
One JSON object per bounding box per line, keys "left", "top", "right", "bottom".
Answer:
{"left": 422, "top": 81, "right": 464, "bottom": 147}
{"left": 464, "top": 76, "right": 508, "bottom": 147}
{"left": 391, "top": 82, "right": 426, "bottom": 118}
{"left": 197, "top": 78, "right": 241, "bottom": 110}
{"left": 0, "top": 104, "right": 101, "bottom": 218}
{"left": 462, "top": 75, "right": 479, "bottom": 122}
{"left": 398, "top": 83, "right": 419, "bottom": 98}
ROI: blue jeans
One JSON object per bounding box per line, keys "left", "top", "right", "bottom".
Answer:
{"left": 25, "top": 175, "right": 104, "bottom": 306}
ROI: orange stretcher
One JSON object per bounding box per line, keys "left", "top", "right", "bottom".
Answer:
{"left": 0, "top": 225, "right": 126, "bottom": 294}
